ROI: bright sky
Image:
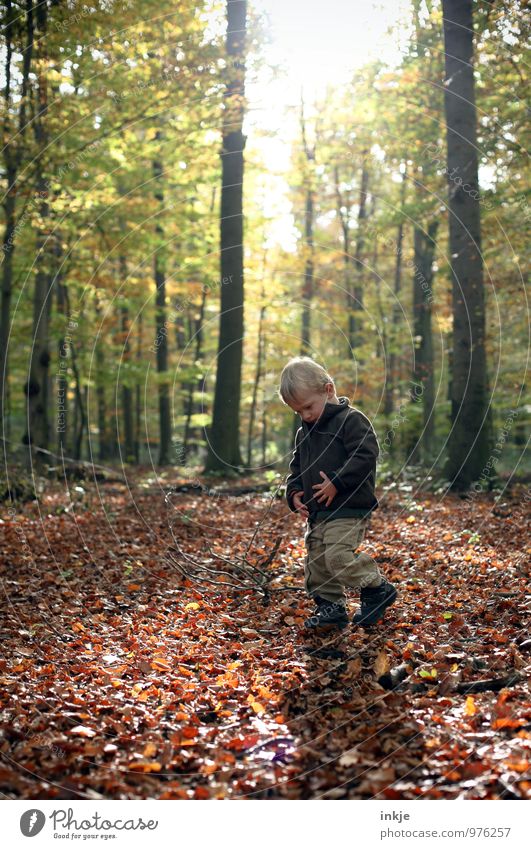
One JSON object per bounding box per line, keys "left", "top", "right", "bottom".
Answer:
{"left": 245, "top": 0, "right": 413, "bottom": 251}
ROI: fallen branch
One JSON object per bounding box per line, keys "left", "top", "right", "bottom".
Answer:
{"left": 456, "top": 671, "right": 523, "bottom": 694}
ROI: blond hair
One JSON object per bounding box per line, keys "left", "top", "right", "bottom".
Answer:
{"left": 278, "top": 356, "right": 335, "bottom": 406}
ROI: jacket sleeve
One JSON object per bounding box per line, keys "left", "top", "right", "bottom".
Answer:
{"left": 328, "top": 411, "right": 379, "bottom": 493}
{"left": 285, "top": 426, "right": 303, "bottom": 512}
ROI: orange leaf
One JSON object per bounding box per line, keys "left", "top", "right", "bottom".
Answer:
{"left": 493, "top": 717, "right": 524, "bottom": 729}
{"left": 152, "top": 657, "right": 172, "bottom": 671}
{"left": 226, "top": 734, "right": 259, "bottom": 751}
{"left": 464, "top": 696, "right": 476, "bottom": 716}
{"left": 129, "top": 760, "right": 162, "bottom": 773}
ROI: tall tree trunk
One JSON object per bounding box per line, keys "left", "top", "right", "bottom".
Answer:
{"left": 204, "top": 0, "right": 247, "bottom": 473}
{"left": 119, "top": 256, "right": 135, "bottom": 463}
{"left": 334, "top": 165, "right": 354, "bottom": 361}
{"left": 153, "top": 134, "right": 172, "bottom": 466}
{"left": 260, "top": 381, "right": 267, "bottom": 467}
{"left": 300, "top": 94, "right": 315, "bottom": 356}
{"left": 95, "top": 324, "right": 108, "bottom": 463}
{"left": 183, "top": 288, "right": 207, "bottom": 462}
{"left": 386, "top": 166, "right": 407, "bottom": 417}
{"left": 411, "top": 221, "right": 438, "bottom": 462}
{"left": 352, "top": 153, "right": 369, "bottom": 364}
{"left": 442, "top": 0, "right": 491, "bottom": 490}
{"left": 23, "top": 2, "right": 52, "bottom": 465}
{"left": 135, "top": 312, "right": 142, "bottom": 464}
{"left": 56, "top": 280, "right": 69, "bottom": 458}
{"left": 1, "top": 0, "right": 34, "bottom": 463}
{"left": 246, "top": 265, "right": 267, "bottom": 468}
{"left": 62, "top": 285, "right": 85, "bottom": 461}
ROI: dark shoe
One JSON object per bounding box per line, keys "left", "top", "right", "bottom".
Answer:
{"left": 352, "top": 579, "right": 397, "bottom": 626}
{"left": 304, "top": 599, "right": 348, "bottom": 632}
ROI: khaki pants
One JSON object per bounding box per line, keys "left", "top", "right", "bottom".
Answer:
{"left": 303, "top": 515, "right": 382, "bottom": 606}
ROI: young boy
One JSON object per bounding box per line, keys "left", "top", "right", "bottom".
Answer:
{"left": 279, "top": 356, "right": 397, "bottom": 632}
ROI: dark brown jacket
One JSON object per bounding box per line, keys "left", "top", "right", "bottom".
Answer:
{"left": 285, "top": 396, "right": 379, "bottom": 520}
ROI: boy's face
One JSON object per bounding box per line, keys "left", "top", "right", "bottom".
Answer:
{"left": 287, "top": 383, "right": 335, "bottom": 424}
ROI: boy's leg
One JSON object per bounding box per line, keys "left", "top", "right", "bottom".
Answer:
{"left": 322, "top": 517, "right": 383, "bottom": 592}
{"left": 304, "top": 519, "right": 346, "bottom": 605}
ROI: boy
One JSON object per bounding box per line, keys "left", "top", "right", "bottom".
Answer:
{"left": 279, "top": 356, "right": 397, "bottom": 632}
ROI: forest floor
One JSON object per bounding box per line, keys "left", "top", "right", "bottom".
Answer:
{"left": 1, "top": 468, "right": 530, "bottom": 800}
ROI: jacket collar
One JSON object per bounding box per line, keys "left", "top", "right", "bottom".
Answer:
{"left": 302, "top": 395, "right": 350, "bottom": 431}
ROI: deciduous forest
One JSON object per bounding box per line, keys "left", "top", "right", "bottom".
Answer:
{"left": 0, "top": 0, "right": 529, "bottom": 804}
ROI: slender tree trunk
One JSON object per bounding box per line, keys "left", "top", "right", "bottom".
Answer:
{"left": 94, "top": 294, "right": 109, "bottom": 461}
{"left": 23, "top": 3, "right": 52, "bottom": 466}
{"left": 153, "top": 134, "right": 172, "bottom": 466}
{"left": 56, "top": 280, "right": 69, "bottom": 458}
{"left": 135, "top": 311, "right": 142, "bottom": 463}
{"left": 62, "top": 285, "right": 85, "bottom": 461}
{"left": 119, "top": 256, "right": 135, "bottom": 463}
{"left": 204, "top": 0, "right": 247, "bottom": 473}
{"left": 261, "top": 382, "right": 267, "bottom": 467}
{"left": 1, "top": 1, "right": 34, "bottom": 463}
{"left": 300, "top": 94, "right": 315, "bottom": 356}
{"left": 386, "top": 167, "right": 407, "bottom": 417}
{"left": 411, "top": 221, "right": 438, "bottom": 462}
{"left": 183, "top": 287, "right": 207, "bottom": 461}
{"left": 96, "top": 354, "right": 108, "bottom": 461}
{"left": 121, "top": 309, "right": 135, "bottom": 463}
{"left": 334, "top": 165, "right": 354, "bottom": 360}
{"left": 352, "top": 154, "right": 369, "bottom": 360}
{"left": 246, "top": 267, "right": 266, "bottom": 468}
{"left": 442, "top": 0, "right": 491, "bottom": 490}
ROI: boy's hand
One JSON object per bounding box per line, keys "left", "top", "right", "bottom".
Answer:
{"left": 292, "top": 490, "right": 309, "bottom": 518}
{"left": 312, "top": 471, "right": 338, "bottom": 507}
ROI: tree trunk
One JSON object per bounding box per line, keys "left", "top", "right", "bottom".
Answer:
{"left": 386, "top": 167, "right": 407, "bottom": 417}
{"left": 334, "top": 164, "right": 354, "bottom": 361}
{"left": 23, "top": 3, "right": 52, "bottom": 466}
{"left": 56, "top": 280, "right": 69, "bottom": 458}
{"left": 204, "top": 0, "right": 247, "bottom": 473}
{"left": 442, "top": 0, "right": 491, "bottom": 490}
{"left": 153, "top": 135, "right": 172, "bottom": 466}
{"left": 300, "top": 94, "right": 315, "bottom": 356}
{"left": 352, "top": 154, "right": 369, "bottom": 363}
{"left": 135, "top": 311, "right": 142, "bottom": 464}
{"left": 411, "top": 221, "right": 438, "bottom": 462}
{"left": 62, "top": 285, "right": 84, "bottom": 461}
{"left": 1, "top": 0, "right": 34, "bottom": 463}
{"left": 246, "top": 264, "right": 266, "bottom": 468}
{"left": 183, "top": 287, "right": 207, "bottom": 463}
{"left": 94, "top": 294, "right": 109, "bottom": 461}
{"left": 119, "top": 254, "right": 135, "bottom": 464}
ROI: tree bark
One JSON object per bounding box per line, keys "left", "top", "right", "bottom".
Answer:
{"left": 442, "top": 0, "right": 491, "bottom": 490}
{"left": 352, "top": 153, "right": 369, "bottom": 364}
{"left": 153, "top": 134, "right": 172, "bottom": 466}
{"left": 300, "top": 98, "right": 315, "bottom": 356}
{"left": 94, "top": 295, "right": 109, "bottom": 462}
{"left": 1, "top": 1, "right": 34, "bottom": 464}
{"left": 411, "top": 221, "right": 438, "bottom": 462}
{"left": 204, "top": 0, "right": 247, "bottom": 473}
{"left": 119, "top": 256, "right": 135, "bottom": 464}
{"left": 386, "top": 167, "right": 407, "bottom": 417}
{"left": 23, "top": 2, "right": 52, "bottom": 465}
{"left": 246, "top": 258, "right": 267, "bottom": 468}
{"left": 183, "top": 287, "right": 207, "bottom": 463}
{"left": 334, "top": 164, "right": 354, "bottom": 361}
